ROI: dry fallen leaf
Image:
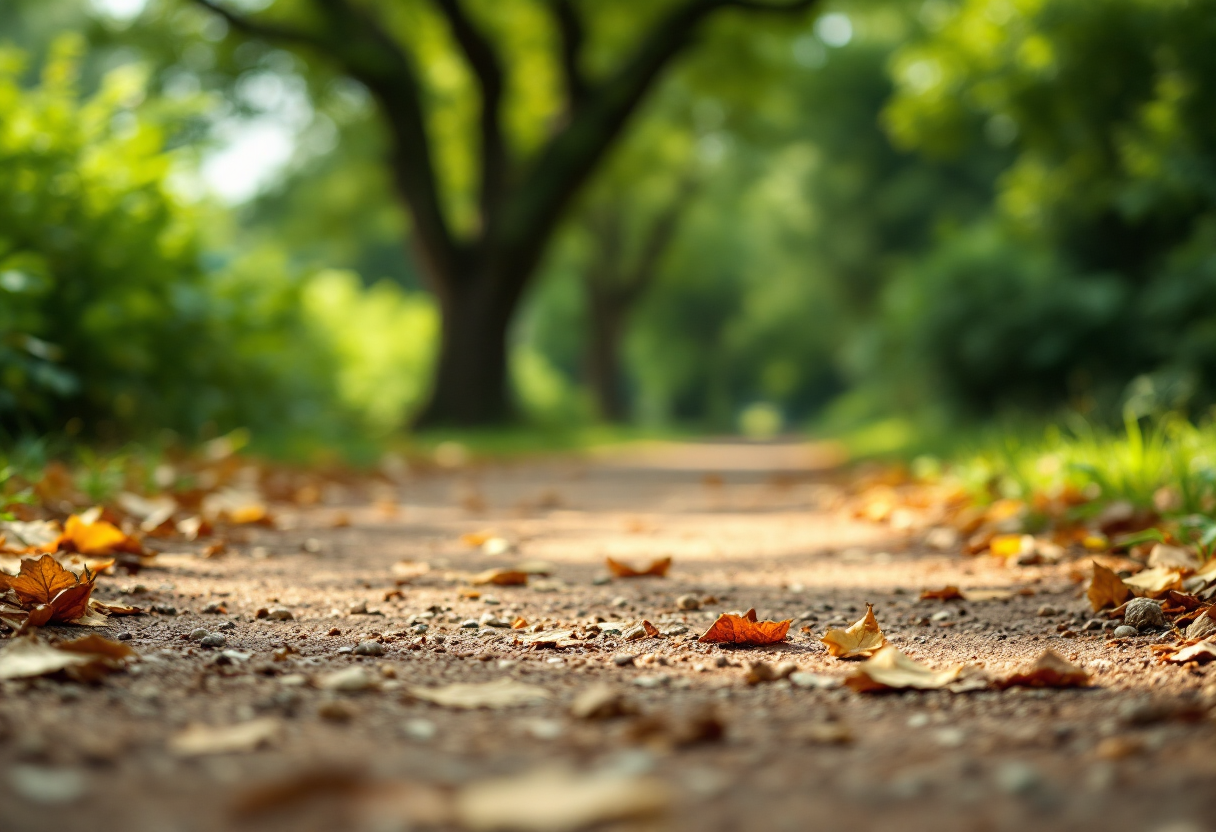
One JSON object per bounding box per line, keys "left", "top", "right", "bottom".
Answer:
{"left": 1088, "top": 561, "right": 1133, "bottom": 611}
{"left": 1161, "top": 639, "right": 1216, "bottom": 665}
{"left": 471, "top": 568, "right": 529, "bottom": 587}
{"left": 920, "top": 586, "right": 964, "bottom": 601}
{"left": 169, "top": 718, "right": 283, "bottom": 757}
{"left": 997, "top": 650, "right": 1090, "bottom": 689}
{"left": 698, "top": 608, "right": 791, "bottom": 645}
{"left": 1123, "top": 566, "right": 1183, "bottom": 596}
{"left": 409, "top": 679, "right": 551, "bottom": 709}
{"left": 0, "top": 634, "right": 134, "bottom": 682}
{"left": 455, "top": 768, "right": 669, "bottom": 832}
{"left": 605, "top": 556, "right": 671, "bottom": 578}
{"left": 821, "top": 604, "right": 887, "bottom": 659}
{"left": 513, "top": 629, "right": 581, "bottom": 649}
{"left": 89, "top": 598, "right": 142, "bottom": 616}
{"left": 844, "top": 645, "right": 983, "bottom": 693}
{"left": 0, "top": 554, "right": 97, "bottom": 624}
{"left": 57, "top": 514, "right": 140, "bottom": 556}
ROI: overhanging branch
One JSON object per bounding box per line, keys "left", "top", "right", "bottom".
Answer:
{"left": 188, "top": 0, "right": 328, "bottom": 49}
{"left": 432, "top": 0, "right": 508, "bottom": 227}
{"left": 546, "top": 0, "right": 589, "bottom": 112}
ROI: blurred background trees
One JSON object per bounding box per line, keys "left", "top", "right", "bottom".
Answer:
{"left": 3, "top": 0, "right": 1216, "bottom": 452}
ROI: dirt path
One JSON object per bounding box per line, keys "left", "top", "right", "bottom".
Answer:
{"left": 2, "top": 441, "right": 1212, "bottom": 832}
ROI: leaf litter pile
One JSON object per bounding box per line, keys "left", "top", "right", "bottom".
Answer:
{"left": 1, "top": 441, "right": 1216, "bottom": 830}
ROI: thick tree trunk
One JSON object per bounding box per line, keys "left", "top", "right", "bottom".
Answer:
{"left": 586, "top": 300, "right": 627, "bottom": 422}
{"left": 415, "top": 284, "right": 513, "bottom": 427}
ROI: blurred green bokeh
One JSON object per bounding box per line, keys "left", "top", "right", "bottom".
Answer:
{"left": 4, "top": 0, "right": 1216, "bottom": 455}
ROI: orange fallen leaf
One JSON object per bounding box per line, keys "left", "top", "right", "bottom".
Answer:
{"left": 511, "top": 617, "right": 529, "bottom": 629}
{"left": 1160, "top": 640, "right": 1216, "bottom": 665}
{"left": 996, "top": 650, "right": 1089, "bottom": 689}
{"left": 0, "top": 554, "right": 98, "bottom": 624}
{"left": 642, "top": 620, "right": 660, "bottom": 637}
{"left": 989, "top": 533, "right": 1033, "bottom": 558}
{"left": 57, "top": 514, "right": 139, "bottom": 556}
{"left": 1088, "top": 561, "right": 1132, "bottom": 611}
{"left": 821, "top": 604, "right": 887, "bottom": 659}
{"left": 605, "top": 557, "right": 671, "bottom": 578}
{"left": 471, "top": 568, "right": 529, "bottom": 587}
{"left": 920, "top": 586, "right": 964, "bottom": 601}
{"left": 698, "top": 608, "right": 790, "bottom": 645}
{"left": 461, "top": 530, "right": 495, "bottom": 547}
{"left": 845, "top": 646, "right": 984, "bottom": 693}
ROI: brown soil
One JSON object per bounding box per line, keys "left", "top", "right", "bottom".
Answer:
{"left": 2, "top": 441, "right": 1212, "bottom": 832}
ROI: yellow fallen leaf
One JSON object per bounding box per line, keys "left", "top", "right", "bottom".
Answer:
{"left": 605, "top": 556, "right": 671, "bottom": 578}
{"left": 58, "top": 514, "right": 135, "bottom": 556}
{"left": 169, "top": 718, "right": 283, "bottom": 757}
{"left": 1123, "top": 566, "right": 1183, "bottom": 596}
{"left": 989, "top": 534, "right": 1033, "bottom": 558}
{"left": 0, "top": 634, "right": 133, "bottom": 682}
{"left": 1088, "top": 561, "right": 1132, "bottom": 611}
{"left": 821, "top": 603, "right": 886, "bottom": 659}
{"left": 471, "top": 568, "right": 529, "bottom": 586}
{"left": 408, "top": 679, "right": 551, "bottom": 709}
{"left": 455, "top": 768, "right": 669, "bottom": 832}
{"left": 844, "top": 645, "right": 982, "bottom": 693}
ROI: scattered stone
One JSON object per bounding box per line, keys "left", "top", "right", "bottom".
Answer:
{"left": 1113, "top": 625, "right": 1138, "bottom": 638}
{"left": 188, "top": 628, "right": 208, "bottom": 641}
{"left": 461, "top": 619, "right": 479, "bottom": 629}
{"left": 612, "top": 597, "right": 629, "bottom": 608}
{"left": 202, "top": 601, "right": 226, "bottom": 614}
{"left": 152, "top": 605, "right": 177, "bottom": 616}
{"left": 353, "top": 640, "right": 385, "bottom": 657}
{"left": 1036, "top": 606, "right": 1058, "bottom": 617}
{"left": 218, "top": 621, "right": 237, "bottom": 631}
{"left": 930, "top": 610, "right": 953, "bottom": 622}
{"left": 661, "top": 624, "right": 689, "bottom": 636}
{"left": 479, "top": 613, "right": 509, "bottom": 628}
{"left": 633, "top": 674, "right": 670, "bottom": 689}
{"left": 116, "top": 632, "right": 132, "bottom": 641}
{"left": 9, "top": 765, "right": 87, "bottom": 806}
{"left": 200, "top": 634, "right": 227, "bottom": 649}
{"left": 348, "top": 601, "right": 368, "bottom": 615}
{"left": 677, "top": 595, "right": 701, "bottom": 611}
{"left": 1082, "top": 619, "right": 1104, "bottom": 632}
{"left": 317, "top": 666, "right": 378, "bottom": 692}
{"left": 571, "top": 684, "right": 633, "bottom": 719}
{"left": 622, "top": 625, "right": 650, "bottom": 641}
{"left": 266, "top": 607, "right": 294, "bottom": 621}
{"left": 402, "top": 719, "right": 437, "bottom": 741}
{"left": 592, "top": 575, "right": 612, "bottom": 586}
{"left": 612, "top": 654, "right": 636, "bottom": 667}
{"left": 1124, "top": 597, "right": 1166, "bottom": 632}
{"left": 318, "top": 700, "right": 356, "bottom": 722}
{"left": 995, "top": 761, "right": 1041, "bottom": 796}
{"left": 789, "top": 672, "right": 842, "bottom": 690}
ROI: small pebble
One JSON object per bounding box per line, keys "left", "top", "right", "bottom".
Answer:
{"left": 1113, "top": 625, "right": 1138, "bottom": 638}
{"left": 1124, "top": 597, "right": 1167, "bottom": 631}
{"left": 267, "top": 607, "right": 294, "bottom": 621}
{"left": 995, "top": 761, "right": 1041, "bottom": 796}
{"left": 152, "top": 605, "right": 177, "bottom": 616}
{"left": 592, "top": 575, "right": 612, "bottom": 586}
{"left": 200, "top": 634, "right": 226, "bottom": 648}
{"left": 217, "top": 621, "right": 236, "bottom": 631}
{"left": 1083, "top": 619, "right": 1104, "bottom": 632}
{"left": 202, "top": 601, "right": 225, "bottom": 614}
{"left": 612, "top": 653, "right": 636, "bottom": 667}
{"left": 460, "top": 619, "right": 479, "bottom": 629}
{"left": 402, "top": 719, "right": 437, "bottom": 741}
{"left": 676, "top": 595, "right": 701, "bottom": 611}
{"left": 1036, "top": 606, "right": 1058, "bottom": 617}
{"left": 188, "top": 628, "right": 208, "bottom": 641}
{"left": 116, "top": 632, "right": 131, "bottom": 641}
{"left": 348, "top": 601, "right": 368, "bottom": 615}
{"left": 633, "top": 674, "right": 670, "bottom": 688}
{"left": 318, "top": 700, "right": 356, "bottom": 722}
{"left": 318, "top": 666, "right": 378, "bottom": 692}
{"left": 611, "top": 597, "right": 629, "bottom": 608}
{"left": 353, "top": 640, "right": 385, "bottom": 657}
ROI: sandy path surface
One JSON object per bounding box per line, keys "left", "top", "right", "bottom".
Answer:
{"left": 2, "top": 441, "right": 1212, "bottom": 832}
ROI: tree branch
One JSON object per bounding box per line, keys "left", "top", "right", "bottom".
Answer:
{"left": 431, "top": 0, "right": 508, "bottom": 229}
{"left": 546, "top": 0, "right": 589, "bottom": 113}
{"left": 495, "top": 0, "right": 819, "bottom": 302}
{"left": 188, "top": 0, "right": 328, "bottom": 49}
{"left": 623, "top": 175, "right": 700, "bottom": 304}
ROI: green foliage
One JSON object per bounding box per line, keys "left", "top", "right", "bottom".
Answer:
{"left": 875, "top": 0, "right": 1216, "bottom": 419}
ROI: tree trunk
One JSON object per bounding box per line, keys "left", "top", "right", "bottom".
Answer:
{"left": 415, "top": 284, "right": 513, "bottom": 427}
{"left": 586, "top": 297, "right": 628, "bottom": 422}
